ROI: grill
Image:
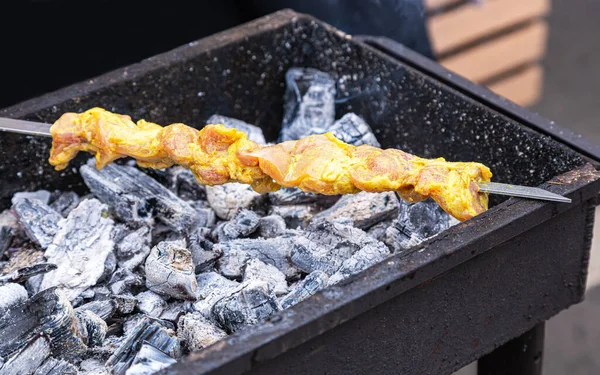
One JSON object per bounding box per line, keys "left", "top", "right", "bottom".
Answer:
{"left": 1, "top": 9, "right": 599, "bottom": 375}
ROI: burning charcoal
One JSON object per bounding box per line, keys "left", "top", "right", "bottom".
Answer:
{"left": 269, "top": 205, "right": 315, "bottom": 229}
{"left": 279, "top": 270, "right": 329, "bottom": 309}
{"left": 0, "top": 287, "right": 87, "bottom": 362}
{"left": 211, "top": 280, "right": 281, "bottom": 333}
{"left": 79, "top": 358, "right": 107, "bottom": 375}
{"left": 113, "top": 294, "right": 137, "bottom": 315}
{"left": 116, "top": 226, "right": 152, "bottom": 270}
{"left": 39, "top": 199, "right": 115, "bottom": 301}
{"left": 213, "top": 209, "right": 260, "bottom": 241}
{"left": 160, "top": 301, "right": 193, "bottom": 322}
{"left": 206, "top": 183, "right": 262, "bottom": 220}
{"left": 49, "top": 191, "right": 80, "bottom": 217}
{"left": 135, "top": 291, "right": 167, "bottom": 318}
{"left": 328, "top": 241, "right": 390, "bottom": 285}
{"left": 177, "top": 312, "right": 227, "bottom": 352}
{"left": 109, "top": 268, "right": 144, "bottom": 295}
{"left": 313, "top": 192, "right": 398, "bottom": 230}
{"left": 105, "top": 317, "right": 180, "bottom": 375}
{"left": 0, "top": 283, "right": 28, "bottom": 313}
{"left": 290, "top": 219, "right": 390, "bottom": 278}
{"left": 214, "top": 236, "right": 299, "bottom": 279}
{"left": 187, "top": 227, "right": 220, "bottom": 273}
{"left": 34, "top": 357, "right": 78, "bottom": 375}
{"left": 12, "top": 198, "right": 63, "bottom": 249}
{"left": 163, "top": 166, "right": 206, "bottom": 201}
{"left": 11, "top": 189, "right": 52, "bottom": 205}
{"left": 268, "top": 187, "right": 339, "bottom": 207}
{"left": 0, "top": 335, "right": 50, "bottom": 375}
{"left": 145, "top": 241, "right": 197, "bottom": 300}
{"left": 258, "top": 215, "right": 286, "bottom": 238}
{"left": 243, "top": 258, "right": 288, "bottom": 296}
{"left": 279, "top": 67, "right": 336, "bottom": 142}
{"left": 384, "top": 199, "right": 460, "bottom": 253}
{"left": 0, "top": 226, "right": 13, "bottom": 257}
{"left": 329, "top": 113, "right": 380, "bottom": 147}
{"left": 192, "top": 272, "right": 239, "bottom": 318}
{"left": 76, "top": 310, "right": 108, "bottom": 347}
{"left": 80, "top": 161, "right": 199, "bottom": 231}
{"left": 75, "top": 300, "right": 117, "bottom": 321}
{"left": 125, "top": 343, "right": 177, "bottom": 375}
{"left": 217, "top": 248, "right": 251, "bottom": 279}
{"left": 0, "top": 263, "right": 57, "bottom": 285}
{"left": 207, "top": 114, "right": 267, "bottom": 145}
{"left": 367, "top": 219, "right": 393, "bottom": 242}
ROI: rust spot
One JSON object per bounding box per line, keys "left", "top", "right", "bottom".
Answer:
{"left": 551, "top": 163, "right": 600, "bottom": 185}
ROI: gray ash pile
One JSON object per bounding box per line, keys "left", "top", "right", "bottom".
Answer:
{"left": 0, "top": 68, "right": 458, "bottom": 374}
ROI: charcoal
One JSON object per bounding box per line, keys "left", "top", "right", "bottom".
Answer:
{"left": 116, "top": 226, "right": 152, "bottom": 270}
{"left": 213, "top": 209, "right": 260, "bottom": 241}
{"left": 75, "top": 300, "right": 117, "bottom": 321}
{"left": 269, "top": 205, "right": 316, "bottom": 229}
{"left": 75, "top": 310, "right": 107, "bottom": 347}
{"left": 2, "top": 248, "right": 44, "bottom": 276}
{"left": 80, "top": 161, "right": 199, "bottom": 231}
{"left": 367, "top": 219, "right": 393, "bottom": 242}
{"left": 268, "top": 187, "right": 340, "bottom": 207}
{"left": 108, "top": 268, "right": 144, "bottom": 295}
{"left": 90, "top": 286, "right": 111, "bottom": 301}
{"left": 135, "top": 291, "right": 167, "bottom": 318}
{"left": 279, "top": 67, "right": 336, "bottom": 142}
{"left": 145, "top": 241, "right": 197, "bottom": 300}
{"left": 177, "top": 312, "right": 227, "bottom": 352}
{"left": 0, "top": 226, "right": 13, "bottom": 257}
{"left": 11, "top": 189, "right": 51, "bottom": 205}
{"left": 113, "top": 294, "right": 137, "bottom": 315}
{"left": 258, "top": 215, "right": 286, "bottom": 238}
{"left": 39, "top": 199, "right": 115, "bottom": 301}
{"left": 105, "top": 317, "right": 180, "bottom": 375}
{"left": 125, "top": 343, "right": 177, "bottom": 375}
{"left": 49, "top": 191, "right": 80, "bottom": 218}
{"left": 122, "top": 314, "right": 146, "bottom": 336}
{"left": 384, "top": 199, "right": 460, "bottom": 253}
{"left": 214, "top": 236, "right": 299, "bottom": 279}
{"left": 12, "top": 198, "right": 63, "bottom": 249}
{"left": 187, "top": 227, "right": 220, "bottom": 273}
{"left": 100, "top": 251, "right": 117, "bottom": 283}
{"left": 0, "top": 283, "right": 28, "bottom": 313}
{"left": 0, "top": 287, "right": 87, "bottom": 362}
{"left": 313, "top": 192, "right": 398, "bottom": 230}
{"left": 34, "top": 357, "right": 78, "bottom": 375}
{"left": 163, "top": 166, "right": 206, "bottom": 201}
{"left": 195, "top": 207, "right": 216, "bottom": 229}
{"left": 79, "top": 358, "right": 107, "bottom": 375}
{"left": 217, "top": 248, "right": 251, "bottom": 279}
{"left": 243, "top": 258, "right": 288, "bottom": 296}
{"left": 329, "top": 113, "right": 380, "bottom": 147}
{"left": 290, "top": 219, "right": 390, "bottom": 280}
{"left": 211, "top": 280, "right": 281, "bottom": 333}
{"left": 279, "top": 270, "right": 329, "bottom": 309}
{"left": 192, "top": 272, "right": 239, "bottom": 318}
{"left": 206, "top": 183, "right": 262, "bottom": 220}
{"left": 207, "top": 114, "right": 267, "bottom": 145}
{"left": 160, "top": 301, "right": 193, "bottom": 322}
{"left": 328, "top": 240, "right": 390, "bottom": 285}
{"left": 0, "top": 335, "right": 50, "bottom": 375}
{"left": 0, "top": 263, "right": 57, "bottom": 284}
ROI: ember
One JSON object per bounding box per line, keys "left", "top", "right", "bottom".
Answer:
{"left": 0, "top": 68, "right": 458, "bottom": 374}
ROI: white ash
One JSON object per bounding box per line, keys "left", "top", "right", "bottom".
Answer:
{"left": 34, "top": 357, "right": 78, "bottom": 375}
{"left": 79, "top": 358, "right": 108, "bottom": 375}
{"left": 116, "top": 226, "right": 152, "bottom": 271}
{"left": 144, "top": 241, "right": 197, "bottom": 300}
{"left": 192, "top": 272, "right": 240, "bottom": 319}
{"left": 11, "top": 189, "right": 52, "bottom": 205}
{"left": 0, "top": 283, "right": 28, "bottom": 313}
{"left": 124, "top": 343, "right": 177, "bottom": 375}
{"left": 279, "top": 271, "right": 329, "bottom": 309}
{"left": 177, "top": 312, "right": 227, "bottom": 353}
{"left": 206, "top": 183, "right": 262, "bottom": 220}
{"left": 258, "top": 215, "right": 286, "bottom": 238}
{"left": 217, "top": 248, "right": 251, "bottom": 279}
{"left": 242, "top": 258, "right": 288, "bottom": 296}
{"left": 0, "top": 334, "right": 50, "bottom": 375}
{"left": 135, "top": 291, "right": 167, "bottom": 318}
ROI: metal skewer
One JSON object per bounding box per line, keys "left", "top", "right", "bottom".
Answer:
{"left": 0, "top": 117, "right": 572, "bottom": 204}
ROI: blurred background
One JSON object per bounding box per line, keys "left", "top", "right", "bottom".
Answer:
{"left": 1, "top": 0, "right": 599, "bottom": 373}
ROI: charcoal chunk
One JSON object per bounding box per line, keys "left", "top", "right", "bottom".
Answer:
{"left": 279, "top": 270, "right": 329, "bottom": 309}
{"left": 0, "top": 335, "right": 50, "bottom": 375}
{"left": 116, "top": 226, "right": 152, "bottom": 270}
{"left": 217, "top": 249, "right": 251, "bottom": 280}
{"left": 163, "top": 166, "right": 206, "bottom": 201}
{"left": 312, "top": 192, "right": 398, "bottom": 230}
{"left": 105, "top": 317, "right": 180, "bottom": 375}
{"left": 135, "top": 291, "right": 167, "bottom": 318}
{"left": 206, "top": 183, "right": 262, "bottom": 220}
{"left": 177, "top": 312, "right": 227, "bottom": 352}
{"left": 384, "top": 199, "right": 459, "bottom": 253}
{"left": 113, "top": 294, "right": 137, "bottom": 315}
{"left": 49, "top": 191, "right": 80, "bottom": 217}
{"left": 187, "top": 227, "right": 220, "bottom": 274}
{"left": 0, "top": 287, "right": 87, "bottom": 362}
{"left": 34, "top": 357, "right": 78, "bottom": 375}
{"left": 269, "top": 205, "right": 315, "bottom": 229}
{"left": 207, "top": 114, "right": 266, "bottom": 145}
{"left": 268, "top": 187, "right": 340, "bottom": 207}
{"left": 78, "top": 358, "right": 107, "bottom": 375}
{"left": 258, "top": 215, "right": 286, "bottom": 238}
{"left": 211, "top": 280, "right": 280, "bottom": 333}
{"left": 11, "top": 190, "right": 51, "bottom": 205}
{"left": 0, "top": 226, "right": 13, "bottom": 257}
{"left": 329, "top": 113, "right": 380, "bottom": 147}
{"left": 328, "top": 242, "right": 390, "bottom": 285}
{"left": 0, "top": 283, "right": 28, "bottom": 313}
{"left": 75, "top": 300, "right": 117, "bottom": 321}
{"left": 108, "top": 268, "right": 144, "bottom": 295}
{"left": 39, "top": 199, "right": 115, "bottom": 301}
{"left": 0, "top": 263, "right": 57, "bottom": 285}
{"left": 125, "top": 343, "right": 177, "bottom": 375}
{"left": 80, "top": 161, "right": 199, "bottom": 231}
{"left": 213, "top": 209, "right": 260, "bottom": 242}
{"left": 280, "top": 68, "right": 336, "bottom": 142}
{"left": 145, "top": 241, "right": 197, "bottom": 300}
{"left": 160, "top": 301, "right": 193, "bottom": 322}
{"left": 12, "top": 198, "right": 63, "bottom": 249}
{"left": 243, "top": 258, "right": 288, "bottom": 296}
{"left": 192, "top": 272, "right": 240, "bottom": 318}
{"left": 367, "top": 219, "right": 393, "bottom": 242}
{"left": 75, "top": 310, "right": 107, "bottom": 347}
